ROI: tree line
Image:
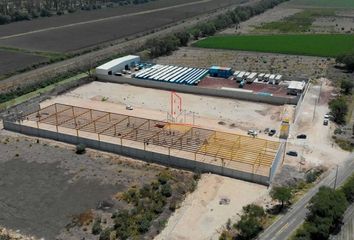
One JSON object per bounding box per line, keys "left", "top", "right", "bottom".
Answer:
{"left": 294, "top": 173, "right": 354, "bottom": 240}
{"left": 145, "top": 0, "right": 290, "bottom": 58}
{"left": 0, "top": 0, "right": 157, "bottom": 24}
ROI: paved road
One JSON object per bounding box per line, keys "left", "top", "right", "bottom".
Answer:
{"left": 258, "top": 153, "right": 354, "bottom": 240}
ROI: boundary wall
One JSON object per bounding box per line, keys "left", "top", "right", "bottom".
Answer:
{"left": 269, "top": 141, "right": 285, "bottom": 184}
{"left": 96, "top": 75, "right": 300, "bottom": 105}
{"left": 3, "top": 121, "right": 281, "bottom": 186}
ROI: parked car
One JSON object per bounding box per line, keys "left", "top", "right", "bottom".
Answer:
{"left": 324, "top": 114, "right": 332, "bottom": 119}
{"left": 264, "top": 128, "right": 270, "bottom": 134}
{"left": 114, "top": 72, "right": 122, "bottom": 76}
{"left": 287, "top": 151, "right": 298, "bottom": 157}
{"left": 126, "top": 105, "right": 133, "bottom": 110}
{"left": 323, "top": 119, "right": 329, "bottom": 126}
{"left": 248, "top": 129, "right": 258, "bottom": 137}
{"left": 268, "top": 129, "right": 276, "bottom": 136}
{"left": 297, "top": 134, "right": 307, "bottom": 139}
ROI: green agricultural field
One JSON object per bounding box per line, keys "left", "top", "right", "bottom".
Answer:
{"left": 194, "top": 34, "right": 354, "bottom": 57}
{"left": 255, "top": 9, "right": 335, "bottom": 33}
{"left": 289, "top": 0, "right": 354, "bottom": 8}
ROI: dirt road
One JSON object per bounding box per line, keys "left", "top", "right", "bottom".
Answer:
{"left": 155, "top": 174, "right": 268, "bottom": 240}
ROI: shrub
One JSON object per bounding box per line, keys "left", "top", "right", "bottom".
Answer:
{"left": 161, "top": 183, "right": 172, "bottom": 197}
{"left": 92, "top": 218, "right": 102, "bottom": 235}
{"left": 0, "top": 15, "right": 11, "bottom": 25}
{"left": 305, "top": 168, "right": 324, "bottom": 183}
{"left": 158, "top": 171, "right": 172, "bottom": 185}
{"left": 76, "top": 143, "right": 86, "bottom": 154}
{"left": 138, "top": 218, "right": 150, "bottom": 233}
{"left": 11, "top": 11, "right": 30, "bottom": 21}
{"left": 99, "top": 228, "right": 111, "bottom": 240}
{"left": 40, "top": 9, "right": 52, "bottom": 17}
{"left": 169, "top": 199, "right": 177, "bottom": 211}
{"left": 0, "top": 234, "right": 11, "bottom": 240}
{"left": 30, "top": 11, "right": 39, "bottom": 19}
{"left": 329, "top": 97, "right": 348, "bottom": 124}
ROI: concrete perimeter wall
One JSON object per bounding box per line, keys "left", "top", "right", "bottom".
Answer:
{"left": 4, "top": 121, "right": 272, "bottom": 186}
{"left": 96, "top": 75, "right": 300, "bottom": 105}
{"left": 269, "top": 141, "right": 285, "bottom": 184}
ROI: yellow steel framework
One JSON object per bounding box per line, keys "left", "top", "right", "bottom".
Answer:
{"left": 24, "top": 103, "right": 280, "bottom": 175}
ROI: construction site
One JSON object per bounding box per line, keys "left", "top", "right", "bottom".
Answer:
{"left": 4, "top": 102, "right": 283, "bottom": 185}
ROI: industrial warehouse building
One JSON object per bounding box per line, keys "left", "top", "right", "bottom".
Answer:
{"left": 95, "top": 56, "right": 307, "bottom": 105}
{"left": 95, "top": 55, "right": 140, "bottom": 75}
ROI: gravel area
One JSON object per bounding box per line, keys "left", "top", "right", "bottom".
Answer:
{"left": 0, "top": 133, "right": 162, "bottom": 239}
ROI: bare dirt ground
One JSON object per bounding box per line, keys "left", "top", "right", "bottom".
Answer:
{"left": 283, "top": 79, "right": 349, "bottom": 170}
{"left": 312, "top": 16, "right": 354, "bottom": 33}
{"left": 155, "top": 174, "right": 268, "bottom": 240}
{"left": 0, "top": 0, "right": 203, "bottom": 38}
{"left": 0, "top": 0, "right": 244, "bottom": 53}
{"left": 42, "top": 81, "right": 284, "bottom": 138}
{"left": 0, "top": 50, "right": 47, "bottom": 76}
{"left": 0, "top": 130, "right": 175, "bottom": 239}
{"left": 156, "top": 47, "right": 329, "bottom": 80}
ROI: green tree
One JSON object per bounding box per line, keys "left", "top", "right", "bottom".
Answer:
{"left": 235, "top": 215, "right": 263, "bottom": 240}
{"left": 336, "top": 52, "right": 354, "bottom": 71}
{"left": 293, "top": 225, "right": 311, "bottom": 240}
{"left": 306, "top": 186, "right": 348, "bottom": 238}
{"left": 270, "top": 186, "right": 292, "bottom": 209}
{"left": 329, "top": 97, "right": 348, "bottom": 124}
{"left": 243, "top": 204, "right": 265, "bottom": 218}
{"left": 340, "top": 79, "right": 354, "bottom": 95}
{"left": 342, "top": 175, "right": 354, "bottom": 203}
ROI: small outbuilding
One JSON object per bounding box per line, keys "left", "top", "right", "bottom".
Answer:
{"left": 96, "top": 55, "right": 140, "bottom": 75}
{"left": 287, "top": 81, "right": 306, "bottom": 95}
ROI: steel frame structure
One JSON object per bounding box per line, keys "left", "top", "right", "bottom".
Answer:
{"left": 24, "top": 103, "right": 280, "bottom": 176}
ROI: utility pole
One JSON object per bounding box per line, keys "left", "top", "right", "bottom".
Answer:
{"left": 312, "top": 96, "right": 317, "bottom": 122}
{"left": 282, "top": 139, "right": 287, "bottom": 165}
{"left": 334, "top": 164, "right": 339, "bottom": 189}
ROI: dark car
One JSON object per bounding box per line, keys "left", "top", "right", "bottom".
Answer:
{"left": 287, "top": 151, "right": 298, "bottom": 157}
{"left": 268, "top": 129, "right": 276, "bottom": 136}
{"left": 297, "top": 134, "right": 307, "bottom": 139}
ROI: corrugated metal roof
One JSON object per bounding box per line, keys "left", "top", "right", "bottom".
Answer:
{"left": 97, "top": 55, "right": 140, "bottom": 70}
{"left": 288, "top": 81, "right": 306, "bottom": 90}
{"left": 210, "top": 66, "right": 232, "bottom": 71}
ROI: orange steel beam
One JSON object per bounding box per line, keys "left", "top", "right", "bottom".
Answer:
{"left": 98, "top": 116, "right": 129, "bottom": 135}
{"left": 39, "top": 104, "right": 72, "bottom": 123}
{"left": 58, "top": 108, "right": 91, "bottom": 127}
{"left": 77, "top": 112, "right": 110, "bottom": 131}
{"left": 121, "top": 119, "right": 149, "bottom": 139}
{"left": 171, "top": 127, "right": 193, "bottom": 148}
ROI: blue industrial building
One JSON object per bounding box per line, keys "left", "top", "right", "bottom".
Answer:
{"left": 209, "top": 66, "right": 233, "bottom": 78}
